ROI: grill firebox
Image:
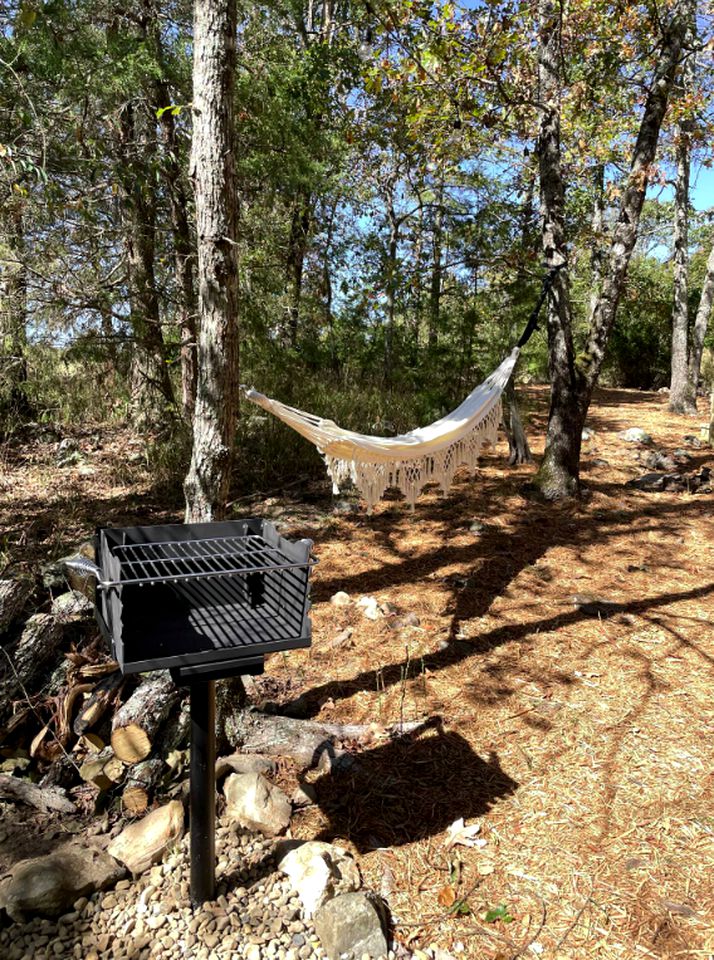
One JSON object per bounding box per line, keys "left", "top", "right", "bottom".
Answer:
{"left": 69, "top": 518, "right": 315, "bottom": 907}
{"left": 94, "top": 519, "right": 314, "bottom": 679}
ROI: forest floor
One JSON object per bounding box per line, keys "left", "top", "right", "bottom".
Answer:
{"left": 1, "top": 386, "right": 713, "bottom": 960}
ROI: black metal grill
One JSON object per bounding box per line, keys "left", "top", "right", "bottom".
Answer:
{"left": 68, "top": 517, "right": 316, "bottom": 909}
{"left": 94, "top": 519, "right": 315, "bottom": 678}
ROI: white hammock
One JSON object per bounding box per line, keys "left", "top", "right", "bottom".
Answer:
{"left": 243, "top": 347, "right": 520, "bottom": 513}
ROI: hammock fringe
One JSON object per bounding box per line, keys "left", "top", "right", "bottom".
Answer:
{"left": 324, "top": 401, "right": 502, "bottom": 513}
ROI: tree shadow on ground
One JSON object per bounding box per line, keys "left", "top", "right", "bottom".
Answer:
{"left": 308, "top": 717, "right": 518, "bottom": 852}
{"left": 291, "top": 493, "right": 713, "bottom": 718}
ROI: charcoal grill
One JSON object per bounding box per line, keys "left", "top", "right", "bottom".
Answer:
{"left": 66, "top": 518, "right": 315, "bottom": 906}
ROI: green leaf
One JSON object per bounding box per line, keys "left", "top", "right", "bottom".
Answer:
{"left": 19, "top": 6, "right": 37, "bottom": 28}
{"left": 484, "top": 904, "right": 515, "bottom": 924}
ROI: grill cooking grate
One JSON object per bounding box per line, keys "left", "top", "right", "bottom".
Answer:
{"left": 108, "top": 534, "right": 315, "bottom": 588}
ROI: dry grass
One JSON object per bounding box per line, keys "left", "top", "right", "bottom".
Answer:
{"left": 1, "top": 387, "right": 713, "bottom": 959}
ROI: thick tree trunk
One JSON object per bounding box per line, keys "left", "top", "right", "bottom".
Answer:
{"left": 534, "top": 0, "right": 584, "bottom": 498}
{"left": 118, "top": 103, "right": 176, "bottom": 427}
{"left": 184, "top": 0, "right": 240, "bottom": 522}
{"left": 535, "top": 0, "right": 691, "bottom": 497}
{"left": 688, "top": 242, "right": 714, "bottom": 402}
{"left": 669, "top": 114, "right": 695, "bottom": 413}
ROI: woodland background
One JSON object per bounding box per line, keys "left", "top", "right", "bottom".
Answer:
{"left": 1, "top": 0, "right": 713, "bottom": 506}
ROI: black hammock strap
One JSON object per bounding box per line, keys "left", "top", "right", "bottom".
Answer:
{"left": 516, "top": 264, "right": 564, "bottom": 349}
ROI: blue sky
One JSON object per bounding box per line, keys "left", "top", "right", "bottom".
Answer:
{"left": 689, "top": 163, "right": 714, "bottom": 212}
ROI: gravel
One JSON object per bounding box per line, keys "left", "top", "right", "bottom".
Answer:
{"left": 0, "top": 819, "right": 328, "bottom": 960}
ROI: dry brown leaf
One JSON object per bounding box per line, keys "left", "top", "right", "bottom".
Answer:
{"left": 437, "top": 885, "right": 456, "bottom": 908}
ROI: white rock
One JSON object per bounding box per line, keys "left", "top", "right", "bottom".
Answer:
{"left": 357, "top": 596, "right": 381, "bottom": 620}
{"left": 277, "top": 841, "right": 360, "bottom": 919}
{"left": 224, "top": 772, "right": 291, "bottom": 837}
{"left": 330, "top": 591, "right": 351, "bottom": 607}
{"left": 620, "top": 427, "right": 652, "bottom": 444}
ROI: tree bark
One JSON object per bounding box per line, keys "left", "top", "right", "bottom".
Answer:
{"left": 0, "top": 204, "right": 32, "bottom": 422}
{"left": 535, "top": 0, "right": 692, "bottom": 497}
{"left": 428, "top": 182, "right": 444, "bottom": 350}
{"left": 502, "top": 380, "right": 533, "bottom": 465}
{"left": 284, "top": 194, "right": 312, "bottom": 348}
{"left": 184, "top": 0, "right": 240, "bottom": 521}
{"left": 0, "top": 613, "right": 64, "bottom": 726}
{"left": 688, "top": 242, "right": 714, "bottom": 402}
{"left": 117, "top": 101, "right": 176, "bottom": 427}
{"left": 534, "top": 0, "right": 583, "bottom": 498}
{"left": 669, "top": 84, "right": 695, "bottom": 413}
{"left": 111, "top": 672, "right": 180, "bottom": 764}
{"left": 0, "top": 579, "right": 32, "bottom": 636}
{"left": 0, "top": 774, "right": 76, "bottom": 814}
{"left": 157, "top": 97, "right": 198, "bottom": 423}
{"left": 384, "top": 182, "right": 399, "bottom": 385}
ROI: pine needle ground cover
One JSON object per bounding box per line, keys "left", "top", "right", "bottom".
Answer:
{"left": 1, "top": 387, "right": 712, "bottom": 959}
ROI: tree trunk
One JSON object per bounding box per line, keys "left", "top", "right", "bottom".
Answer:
{"left": 688, "top": 242, "right": 714, "bottom": 402}
{"left": 669, "top": 103, "right": 695, "bottom": 413}
{"left": 534, "top": 0, "right": 584, "bottom": 498}
{"left": 118, "top": 102, "right": 176, "bottom": 428}
{"left": 589, "top": 164, "right": 606, "bottom": 317}
{"left": 535, "top": 0, "right": 692, "bottom": 497}
{"left": 428, "top": 183, "right": 444, "bottom": 350}
{"left": 184, "top": 0, "right": 240, "bottom": 522}
{"left": 502, "top": 380, "right": 533, "bottom": 465}
{"left": 284, "top": 195, "right": 312, "bottom": 348}
{"left": 140, "top": 0, "right": 198, "bottom": 421}
{"left": 384, "top": 189, "right": 399, "bottom": 386}
{"left": 0, "top": 205, "right": 32, "bottom": 423}
{"left": 157, "top": 103, "right": 198, "bottom": 423}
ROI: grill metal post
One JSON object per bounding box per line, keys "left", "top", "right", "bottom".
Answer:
{"left": 189, "top": 679, "right": 216, "bottom": 907}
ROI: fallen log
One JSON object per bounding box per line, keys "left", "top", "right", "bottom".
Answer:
{"left": 0, "top": 772, "right": 76, "bottom": 814}
{"left": 111, "top": 672, "right": 180, "bottom": 764}
{"left": 231, "top": 709, "right": 426, "bottom": 767}
{"left": 0, "top": 580, "right": 32, "bottom": 636}
{"left": 0, "top": 613, "right": 64, "bottom": 724}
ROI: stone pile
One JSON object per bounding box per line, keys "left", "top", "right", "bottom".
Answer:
{"left": 0, "top": 817, "right": 389, "bottom": 960}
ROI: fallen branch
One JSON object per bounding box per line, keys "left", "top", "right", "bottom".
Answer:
{"left": 0, "top": 773, "right": 76, "bottom": 813}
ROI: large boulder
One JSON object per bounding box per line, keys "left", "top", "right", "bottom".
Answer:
{"left": 107, "top": 800, "right": 184, "bottom": 875}
{"left": 276, "top": 840, "right": 360, "bottom": 918}
{"left": 224, "top": 771, "right": 291, "bottom": 836}
{"left": 313, "top": 892, "right": 388, "bottom": 959}
{"left": 0, "top": 842, "right": 124, "bottom": 922}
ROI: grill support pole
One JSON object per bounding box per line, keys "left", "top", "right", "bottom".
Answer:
{"left": 189, "top": 679, "right": 216, "bottom": 907}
